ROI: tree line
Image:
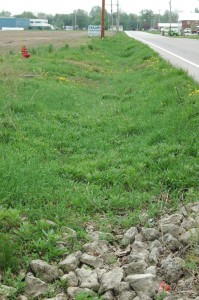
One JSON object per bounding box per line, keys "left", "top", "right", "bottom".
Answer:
{"left": 0, "top": 6, "right": 198, "bottom": 30}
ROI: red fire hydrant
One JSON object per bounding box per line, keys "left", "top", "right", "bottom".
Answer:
{"left": 21, "top": 46, "right": 30, "bottom": 58}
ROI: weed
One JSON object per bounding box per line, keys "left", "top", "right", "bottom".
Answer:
{"left": 31, "top": 48, "right": 37, "bottom": 55}
{"left": 75, "top": 291, "right": 101, "bottom": 300}
{"left": 108, "top": 255, "right": 117, "bottom": 264}
{"left": 0, "top": 208, "right": 21, "bottom": 231}
{"left": 0, "top": 236, "right": 18, "bottom": 270}
{"left": 48, "top": 44, "right": 54, "bottom": 53}
{"left": 3, "top": 269, "right": 25, "bottom": 295}
{"left": 88, "top": 44, "right": 94, "bottom": 50}
{"left": 155, "top": 291, "right": 168, "bottom": 300}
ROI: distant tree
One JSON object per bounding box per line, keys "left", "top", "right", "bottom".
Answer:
{"left": 37, "top": 12, "right": 47, "bottom": 19}
{"left": 120, "top": 12, "right": 138, "bottom": 30}
{"left": 89, "top": 6, "right": 102, "bottom": 25}
{"left": 161, "top": 10, "right": 178, "bottom": 23}
{"left": 14, "top": 11, "right": 37, "bottom": 19}
{"left": 47, "top": 14, "right": 54, "bottom": 26}
{"left": 73, "top": 9, "right": 89, "bottom": 29}
{"left": 140, "top": 9, "right": 154, "bottom": 30}
{"left": 54, "top": 14, "right": 73, "bottom": 28}
{"left": 195, "top": 8, "right": 199, "bottom": 13}
{"left": 0, "top": 10, "right": 11, "bottom": 17}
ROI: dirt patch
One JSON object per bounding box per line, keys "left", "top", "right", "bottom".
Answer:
{"left": 0, "top": 30, "right": 89, "bottom": 54}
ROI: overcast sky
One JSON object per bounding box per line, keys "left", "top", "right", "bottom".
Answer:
{"left": 1, "top": 0, "right": 199, "bottom": 16}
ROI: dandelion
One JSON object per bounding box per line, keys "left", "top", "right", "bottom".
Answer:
{"left": 189, "top": 89, "right": 199, "bottom": 96}
{"left": 59, "top": 76, "right": 69, "bottom": 82}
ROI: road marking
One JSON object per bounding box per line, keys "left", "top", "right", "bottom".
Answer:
{"left": 126, "top": 33, "right": 199, "bottom": 68}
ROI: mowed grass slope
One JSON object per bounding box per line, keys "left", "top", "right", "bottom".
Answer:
{"left": 0, "top": 33, "right": 198, "bottom": 272}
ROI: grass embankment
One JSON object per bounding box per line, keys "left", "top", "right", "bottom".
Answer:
{"left": 0, "top": 33, "right": 198, "bottom": 280}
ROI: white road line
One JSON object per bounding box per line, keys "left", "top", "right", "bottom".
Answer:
{"left": 126, "top": 33, "right": 199, "bottom": 68}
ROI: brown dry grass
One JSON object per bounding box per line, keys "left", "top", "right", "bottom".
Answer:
{"left": 0, "top": 30, "right": 89, "bottom": 54}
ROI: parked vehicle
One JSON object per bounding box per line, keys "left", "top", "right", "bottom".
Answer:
{"left": 183, "top": 28, "right": 191, "bottom": 34}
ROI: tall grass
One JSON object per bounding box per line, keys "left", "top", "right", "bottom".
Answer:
{"left": 0, "top": 33, "right": 198, "bottom": 272}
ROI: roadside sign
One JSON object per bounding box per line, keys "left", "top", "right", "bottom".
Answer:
{"left": 88, "top": 25, "right": 101, "bottom": 37}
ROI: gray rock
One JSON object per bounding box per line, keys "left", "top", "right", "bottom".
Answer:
{"left": 118, "top": 291, "right": 136, "bottom": 300}
{"left": 125, "top": 253, "right": 148, "bottom": 264}
{"left": 145, "top": 266, "right": 157, "bottom": 275}
{"left": 136, "top": 292, "right": 152, "bottom": 299}
{"left": 121, "top": 227, "right": 138, "bottom": 246}
{"left": 178, "top": 206, "right": 188, "bottom": 217}
{"left": 162, "top": 234, "right": 181, "bottom": 252}
{"left": 83, "top": 240, "right": 109, "bottom": 256}
{"left": 99, "top": 267, "right": 124, "bottom": 294}
{"left": 123, "top": 260, "right": 148, "bottom": 275}
{"left": 177, "top": 277, "right": 198, "bottom": 298}
{"left": 161, "top": 257, "right": 184, "bottom": 282}
{"left": 61, "top": 226, "right": 77, "bottom": 239}
{"left": 194, "top": 215, "right": 199, "bottom": 227}
{"left": 126, "top": 273, "right": 159, "bottom": 297}
{"left": 59, "top": 251, "right": 82, "bottom": 272}
{"left": 80, "top": 253, "right": 104, "bottom": 268}
{"left": 101, "top": 291, "right": 114, "bottom": 300}
{"left": 45, "top": 293, "right": 68, "bottom": 300}
{"left": 43, "top": 220, "right": 57, "bottom": 227}
{"left": 30, "top": 259, "right": 59, "bottom": 283}
{"left": 190, "top": 203, "right": 199, "bottom": 214}
{"left": 179, "top": 228, "right": 199, "bottom": 245}
{"left": 114, "top": 281, "right": 131, "bottom": 295}
{"left": 24, "top": 273, "right": 48, "bottom": 298}
{"left": 181, "top": 218, "right": 195, "bottom": 230}
{"left": 60, "top": 272, "right": 78, "bottom": 287}
{"left": 67, "top": 287, "right": 96, "bottom": 299}
{"left": 160, "top": 214, "right": 183, "bottom": 226}
{"left": 148, "top": 247, "right": 160, "bottom": 264}
{"left": 76, "top": 268, "right": 99, "bottom": 292}
{"left": 134, "top": 233, "right": 143, "bottom": 242}
{"left": 95, "top": 268, "right": 107, "bottom": 280}
{"left": 131, "top": 241, "right": 149, "bottom": 259}
{"left": 18, "top": 296, "right": 28, "bottom": 300}
{"left": 0, "top": 285, "right": 17, "bottom": 297}
{"left": 87, "top": 231, "right": 114, "bottom": 242}
{"left": 160, "top": 224, "right": 186, "bottom": 237}
{"left": 141, "top": 228, "right": 160, "bottom": 241}
{"left": 149, "top": 240, "right": 162, "bottom": 251}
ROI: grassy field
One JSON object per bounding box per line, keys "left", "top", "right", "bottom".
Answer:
{"left": 0, "top": 32, "right": 198, "bottom": 289}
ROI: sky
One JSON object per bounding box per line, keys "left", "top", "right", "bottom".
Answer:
{"left": 1, "top": 0, "right": 199, "bottom": 16}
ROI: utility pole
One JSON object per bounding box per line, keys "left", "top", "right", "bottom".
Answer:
{"left": 74, "top": 11, "right": 77, "bottom": 30}
{"left": 116, "top": 0, "right": 120, "bottom": 31}
{"left": 169, "top": 1, "right": 172, "bottom": 32}
{"left": 111, "top": 0, "right": 113, "bottom": 32}
{"left": 101, "top": 0, "right": 105, "bottom": 38}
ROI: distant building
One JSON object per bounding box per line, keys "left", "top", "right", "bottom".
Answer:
{"left": 158, "top": 23, "right": 178, "bottom": 30}
{"left": 112, "top": 25, "right": 123, "bottom": 31}
{"left": 0, "top": 17, "right": 53, "bottom": 30}
{"left": 0, "top": 17, "right": 29, "bottom": 29}
{"left": 178, "top": 13, "right": 199, "bottom": 32}
{"left": 158, "top": 22, "right": 179, "bottom": 34}
{"left": 29, "top": 19, "right": 52, "bottom": 30}
{"left": 63, "top": 26, "right": 74, "bottom": 30}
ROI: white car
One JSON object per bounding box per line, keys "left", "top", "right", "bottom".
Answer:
{"left": 183, "top": 28, "right": 191, "bottom": 33}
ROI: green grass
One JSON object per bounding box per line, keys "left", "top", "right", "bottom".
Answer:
{"left": 0, "top": 32, "right": 198, "bottom": 280}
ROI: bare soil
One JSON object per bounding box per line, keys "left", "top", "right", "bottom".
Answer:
{"left": 0, "top": 30, "right": 89, "bottom": 54}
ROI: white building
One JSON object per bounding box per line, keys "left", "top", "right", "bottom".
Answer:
{"left": 29, "top": 19, "right": 52, "bottom": 29}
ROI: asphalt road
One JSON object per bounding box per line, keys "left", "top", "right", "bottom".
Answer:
{"left": 126, "top": 31, "right": 199, "bottom": 83}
